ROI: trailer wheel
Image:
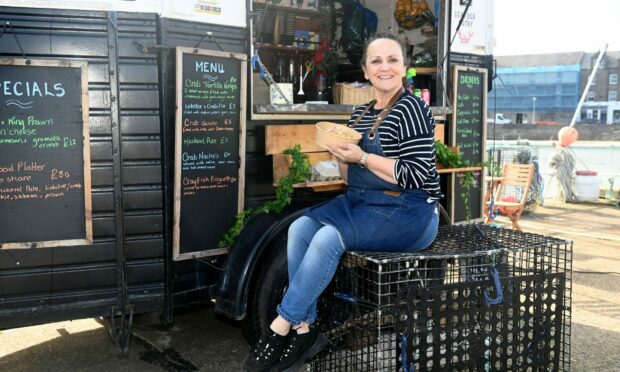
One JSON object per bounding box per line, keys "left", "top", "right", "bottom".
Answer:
{"left": 240, "top": 234, "right": 288, "bottom": 345}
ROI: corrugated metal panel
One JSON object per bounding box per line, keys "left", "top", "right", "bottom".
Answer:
{"left": 0, "top": 7, "right": 165, "bottom": 329}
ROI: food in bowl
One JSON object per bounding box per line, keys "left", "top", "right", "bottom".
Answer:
{"left": 315, "top": 122, "right": 362, "bottom": 149}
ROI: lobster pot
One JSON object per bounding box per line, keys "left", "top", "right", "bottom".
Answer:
{"left": 312, "top": 225, "right": 572, "bottom": 372}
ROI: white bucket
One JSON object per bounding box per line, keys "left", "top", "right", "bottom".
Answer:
{"left": 574, "top": 172, "right": 600, "bottom": 202}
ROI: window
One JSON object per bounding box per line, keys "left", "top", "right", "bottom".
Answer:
{"left": 609, "top": 91, "right": 617, "bottom": 101}
{"left": 586, "top": 92, "right": 595, "bottom": 101}
{"left": 610, "top": 74, "right": 618, "bottom": 85}
{"left": 590, "top": 55, "right": 605, "bottom": 68}
{"left": 586, "top": 109, "right": 593, "bottom": 119}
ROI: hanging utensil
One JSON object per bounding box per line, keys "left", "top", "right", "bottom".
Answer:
{"left": 252, "top": 54, "right": 292, "bottom": 104}
{"left": 297, "top": 64, "right": 305, "bottom": 95}
{"left": 303, "top": 60, "right": 314, "bottom": 82}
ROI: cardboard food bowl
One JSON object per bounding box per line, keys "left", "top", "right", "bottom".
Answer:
{"left": 315, "top": 122, "right": 362, "bottom": 149}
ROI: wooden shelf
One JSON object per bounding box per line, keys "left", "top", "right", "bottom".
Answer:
{"left": 276, "top": 180, "right": 347, "bottom": 192}
{"left": 413, "top": 67, "right": 437, "bottom": 74}
{"left": 436, "top": 166, "right": 482, "bottom": 174}
{"left": 253, "top": 113, "right": 352, "bottom": 121}
{"left": 253, "top": 2, "right": 321, "bottom": 17}
{"left": 254, "top": 43, "right": 316, "bottom": 53}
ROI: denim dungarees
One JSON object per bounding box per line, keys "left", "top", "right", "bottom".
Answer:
{"left": 305, "top": 114, "right": 439, "bottom": 252}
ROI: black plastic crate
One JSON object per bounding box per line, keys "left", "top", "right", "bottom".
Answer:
{"left": 312, "top": 225, "right": 572, "bottom": 372}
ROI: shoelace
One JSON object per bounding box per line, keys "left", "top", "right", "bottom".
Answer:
{"left": 280, "top": 334, "right": 301, "bottom": 359}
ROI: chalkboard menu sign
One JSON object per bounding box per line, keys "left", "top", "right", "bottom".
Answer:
{"left": 450, "top": 66, "right": 487, "bottom": 223}
{"left": 173, "top": 47, "right": 247, "bottom": 261}
{"left": 0, "top": 59, "right": 92, "bottom": 248}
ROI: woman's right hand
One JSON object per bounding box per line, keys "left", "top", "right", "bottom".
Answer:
{"left": 326, "top": 143, "right": 364, "bottom": 164}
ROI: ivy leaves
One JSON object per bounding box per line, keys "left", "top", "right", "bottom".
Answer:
{"left": 434, "top": 140, "right": 477, "bottom": 221}
{"left": 218, "top": 144, "right": 312, "bottom": 249}
{"left": 434, "top": 140, "right": 463, "bottom": 169}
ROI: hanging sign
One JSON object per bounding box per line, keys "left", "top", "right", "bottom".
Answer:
{"left": 173, "top": 47, "right": 247, "bottom": 261}
{"left": 450, "top": 0, "right": 495, "bottom": 56}
{"left": 163, "top": 0, "right": 247, "bottom": 28}
{"left": 0, "top": 59, "right": 92, "bottom": 249}
{"left": 450, "top": 65, "right": 487, "bottom": 223}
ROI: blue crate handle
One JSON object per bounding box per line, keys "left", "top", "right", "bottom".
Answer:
{"left": 334, "top": 292, "right": 357, "bottom": 303}
{"left": 483, "top": 267, "right": 503, "bottom": 305}
{"left": 401, "top": 335, "right": 415, "bottom": 372}
{"left": 333, "top": 292, "right": 376, "bottom": 309}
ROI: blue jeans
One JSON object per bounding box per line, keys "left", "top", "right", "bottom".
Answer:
{"left": 276, "top": 211, "right": 439, "bottom": 326}
{"left": 277, "top": 216, "right": 344, "bottom": 326}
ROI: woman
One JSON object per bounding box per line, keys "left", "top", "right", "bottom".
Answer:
{"left": 242, "top": 33, "right": 442, "bottom": 372}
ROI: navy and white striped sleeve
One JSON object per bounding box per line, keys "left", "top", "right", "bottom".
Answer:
{"left": 387, "top": 96, "right": 437, "bottom": 189}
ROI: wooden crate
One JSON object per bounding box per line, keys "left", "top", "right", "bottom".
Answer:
{"left": 265, "top": 122, "right": 447, "bottom": 191}
{"left": 265, "top": 124, "right": 347, "bottom": 192}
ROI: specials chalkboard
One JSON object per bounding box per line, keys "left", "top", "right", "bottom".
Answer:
{"left": 173, "top": 47, "right": 247, "bottom": 261}
{"left": 0, "top": 59, "right": 92, "bottom": 248}
{"left": 450, "top": 66, "right": 487, "bottom": 223}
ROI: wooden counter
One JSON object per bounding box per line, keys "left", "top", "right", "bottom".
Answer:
{"left": 252, "top": 104, "right": 452, "bottom": 121}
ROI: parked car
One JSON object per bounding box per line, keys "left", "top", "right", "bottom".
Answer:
{"left": 487, "top": 113, "right": 512, "bottom": 125}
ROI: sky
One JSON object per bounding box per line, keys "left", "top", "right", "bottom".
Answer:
{"left": 493, "top": 0, "right": 620, "bottom": 56}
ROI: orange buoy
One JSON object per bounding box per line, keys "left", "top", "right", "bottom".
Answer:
{"left": 557, "top": 126, "right": 579, "bottom": 147}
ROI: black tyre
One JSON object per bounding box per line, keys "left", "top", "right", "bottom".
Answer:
{"left": 240, "top": 234, "right": 288, "bottom": 345}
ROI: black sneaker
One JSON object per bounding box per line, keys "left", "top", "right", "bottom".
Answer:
{"left": 242, "top": 330, "right": 288, "bottom": 372}
{"left": 274, "top": 328, "right": 328, "bottom": 372}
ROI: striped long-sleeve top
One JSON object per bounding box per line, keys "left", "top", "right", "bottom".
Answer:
{"left": 348, "top": 91, "right": 443, "bottom": 200}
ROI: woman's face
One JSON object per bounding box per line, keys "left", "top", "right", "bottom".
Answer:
{"left": 363, "top": 38, "right": 406, "bottom": 95}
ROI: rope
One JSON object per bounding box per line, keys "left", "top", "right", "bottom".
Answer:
{"left": 547, "top": 147, "right": 577, "bottom": 202}
{"left": 0, "top": 22, "right": 29, "bottom": 61}
{"left": 488, "top": 59, "right": 498, "bottom": 219}
{"left": 193, "top": 32, "right": 224, "bottom": 51}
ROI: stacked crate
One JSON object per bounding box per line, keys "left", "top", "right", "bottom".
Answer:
{"left": 312, "top": 225, "right": 572, "bottom": 371}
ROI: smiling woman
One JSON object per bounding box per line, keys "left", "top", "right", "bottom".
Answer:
{"left": 242, "top": 33, "right": 442, "bottom": 372}
{"left": 361, "top": 37, "right": 407, "bottom": 106}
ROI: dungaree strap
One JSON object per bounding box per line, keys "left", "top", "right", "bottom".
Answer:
{"left": 348, "top": 87, "right": 405, "bottom": 140}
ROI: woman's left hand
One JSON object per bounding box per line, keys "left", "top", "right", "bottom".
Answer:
{"left": 326, "top": 143, "right": 364, "bottom": 164}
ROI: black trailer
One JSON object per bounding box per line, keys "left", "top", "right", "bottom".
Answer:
{"left": 0, "top": 1, "right": 492, "bottom": 352}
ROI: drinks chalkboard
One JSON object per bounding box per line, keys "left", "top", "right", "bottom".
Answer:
{"left": 450, "top": 66, "right": 487, "bottom": 223}
{"left": 0, "top": 59, "right": 92, "bottom": 248}
{"left": 173, "top": 47, "right": 247, "bottom": 261}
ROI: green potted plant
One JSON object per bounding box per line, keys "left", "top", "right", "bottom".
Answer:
{"left": 434, "top": 140, "right": 486, "bottom": 221}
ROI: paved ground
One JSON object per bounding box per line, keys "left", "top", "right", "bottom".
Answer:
{"left": 511, "top": 199, "right": 620, "bottom": 372}
{"left": 1, "top": 199, "right": 619, "bottom": 371}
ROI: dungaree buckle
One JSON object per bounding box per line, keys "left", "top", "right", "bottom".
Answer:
{"left": 384, "top": 190, "right": 401, "bottom": 197}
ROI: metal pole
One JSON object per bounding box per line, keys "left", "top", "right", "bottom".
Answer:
{"left": 570, "top": 43, "right": 608, "bottom": 126}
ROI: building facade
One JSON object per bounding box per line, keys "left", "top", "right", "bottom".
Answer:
{"left": 488, "top": 51, "right": 620, "bottom": 125}
{"left": 580, "top": 51, "right": 620, "bottom": 124}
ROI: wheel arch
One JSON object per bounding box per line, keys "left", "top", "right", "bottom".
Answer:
{"left": 214, "top": 207, "right": 307, "bottom": 320}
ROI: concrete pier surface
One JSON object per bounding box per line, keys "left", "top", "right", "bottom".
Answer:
{"left": 1, "top": 199, "right": 619, "bottom": 371}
